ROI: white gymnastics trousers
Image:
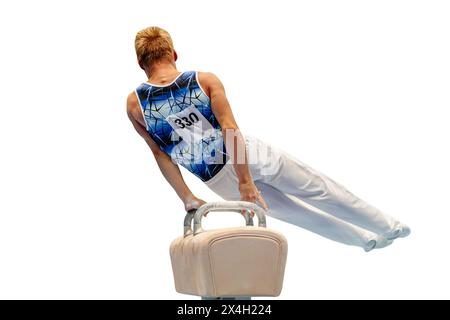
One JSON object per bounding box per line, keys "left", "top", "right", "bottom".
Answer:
{"left": 205, "top": 135, "right": 408, "bottom": 251}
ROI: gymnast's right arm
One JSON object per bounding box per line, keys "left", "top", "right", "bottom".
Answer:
{"left": 126, "top": 92, "right": 206, "bottom": 212}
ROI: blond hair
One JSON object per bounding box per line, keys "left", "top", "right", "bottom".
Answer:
{"left": 135, "top": 26, "right": 174, "bottom": 68}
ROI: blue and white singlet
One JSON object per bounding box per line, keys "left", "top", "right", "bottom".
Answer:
{"left": 135, "top": 71, "right": 228, "bottom": 182}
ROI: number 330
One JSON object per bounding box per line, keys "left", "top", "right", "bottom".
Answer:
{"left": 174, "top": 113, "right": 200, "bottom": 129}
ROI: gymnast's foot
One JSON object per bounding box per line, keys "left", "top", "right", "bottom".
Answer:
{"left": 364, "top": 235, "right": 394, "bottom": 252}
{"left": 385, "top": 224, "right": 411, "bottom": 240}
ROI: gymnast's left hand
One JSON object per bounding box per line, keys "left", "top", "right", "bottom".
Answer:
{"left": 184, "top": 194, "right": 206, "bottom": 213}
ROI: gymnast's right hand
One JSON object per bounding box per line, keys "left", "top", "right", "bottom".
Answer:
{"left": 239, "top": 181, "right": 268, "bottom": 217}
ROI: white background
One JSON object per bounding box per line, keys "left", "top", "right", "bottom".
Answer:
{"left": 0, "top": 0, "right": 449, "bottom": 299}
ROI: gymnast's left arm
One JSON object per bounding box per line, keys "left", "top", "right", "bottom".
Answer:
{"left": 126, "top": 92, "right": 206, "bottom": 212}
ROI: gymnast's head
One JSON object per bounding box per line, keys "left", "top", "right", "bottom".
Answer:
{"left": 135, "top": 26, "right": 178, "bottom": 74}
